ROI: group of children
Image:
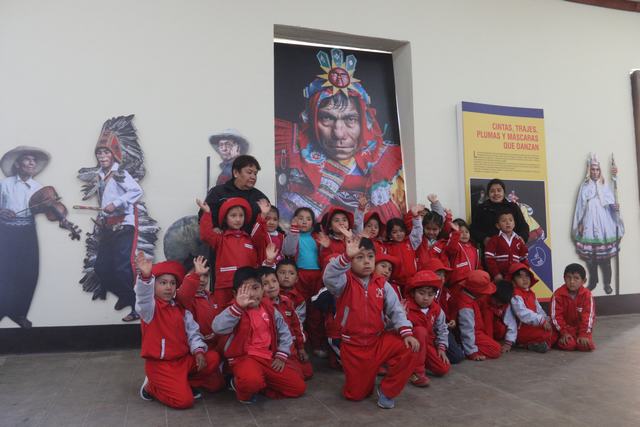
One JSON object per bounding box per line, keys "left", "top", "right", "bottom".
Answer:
{"left": 134, "top": 192, "right": 597, "bottom": 410}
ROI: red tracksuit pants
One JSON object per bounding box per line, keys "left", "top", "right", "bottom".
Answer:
{"left": 472, "top": 332, "right": 502, "bottom": 359}
{"left": 340, "top": 332, "right": 416, "bottom": 400}
{"left": 231, "top": 355, "right": 306, "bottom": 401}
{"left": 144, "top": 351, "right": 224, "bottom": 409}
{"left": 556, "top": 326, "right": 595, "bottom": 351}
{"left": 493, "top": 320, "right": 507, "bottom": 341}
{"left": 516, "top": 324, "right": 558, "bottom": 348}
{"left": 297, "top": 269, "right": 326, "bottom": 350}
{"left": 413, "top": 327, "right": 450, "bottom": 377}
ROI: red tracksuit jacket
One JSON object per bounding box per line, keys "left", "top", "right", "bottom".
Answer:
{"left": 451, "top": 289, "right": 490, "bottom": 356}
{"left": 445, "top": 231, "right": 480, "bottom": 273}
{"left": 175, "top": 273, "right": 223, "bottom": 340}
{"left": 200, "top": 211, "right": 268, "bottom": 289}
{"left": 212, "top": 298, "right": 292, "bottom": 364}
{"left": 273, "top": 294, "right": 306, "bottom": 353}
{"left": 319, "top": 237, "right": 347, "bottom": 270}
{"left": 484, "top": 232, "right": 528, "bottom": 278}
{"left": 323, "top": 254, "right": 413, "bottom": 346}
{"left": 416, "top": 238, "right": 451, "bottom": 271}
{"left": 551, "top": 285, "right": 595, "bottom": 338}
{"left": 406, "top": 299, "right": 448, "bottom": 350}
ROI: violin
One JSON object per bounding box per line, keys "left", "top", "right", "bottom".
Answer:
{"left": 29, "top": 186, "right": 82, "bottom": 240}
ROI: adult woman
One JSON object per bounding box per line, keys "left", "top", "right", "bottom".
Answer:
{"left": 471, "top": 179, "right": 530, "bottom": 247}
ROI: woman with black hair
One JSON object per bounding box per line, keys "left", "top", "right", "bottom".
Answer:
{"left": 470, "top": 179, "right": 529, "bottom": 248}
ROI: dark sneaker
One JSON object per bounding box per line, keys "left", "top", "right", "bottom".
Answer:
{"left": 140, "top": 377, "right": 153, "bottom": 401}
{"left": 527, "top": 342, "right": 549, "bottom": 353}
{"left": 376, "top": 387, "right": 395, "bottom": 409}
{"left": 192, "top": 388, "right": 202, "bottom": 399}
{"left": 604, "top": 284, "right": 613, "bottom": 295}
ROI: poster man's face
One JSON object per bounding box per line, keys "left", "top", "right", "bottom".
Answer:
{"left": 16, "top": 155, "right": 37, "bottom": 177}
{"left": 590, "top": 164, "right": 601, "bottom": 180}
{"left": 217, "top": 139, "right": 240, "bottom": 161}
{"left": 317, "top": 98, "right": 361, "bottom": 161}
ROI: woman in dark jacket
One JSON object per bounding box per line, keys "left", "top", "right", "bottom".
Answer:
{"left": 470, "top": 178, "right": 529, "bottom": 247}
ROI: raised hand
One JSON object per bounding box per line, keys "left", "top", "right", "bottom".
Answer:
{"left": 196, "top": 198, "right": 211, "bottom": 213}
{"left": 427, "top": 194, "right": 439, "bottom": 204}
{"left": 193, "top": 256, "right": 209, "bottom": 276}
{"left": 265, "top": 243, "right": 279, "bottom": 263}
{"left": 335, "top": 224, "right": 353, "bottom": 240}
{"left": 450, "top": 221, "right": 460, "bottom": 232}
{"left": 345, "top": 234, "right": 362, "bottom": 259}
{"left": 314, "top": 231, "right": 331, "bottom": 248}
{"left": 411, "top": 204, "right": 426, "bottom": 216}
{"left": 235, "top": 283, "right": 252, "bottom": 308}
{"left": 136, "top": 251, "right": 152, "bottom": 278}
{"left": 257, "top": 198, "right": 271, "bottom": 216}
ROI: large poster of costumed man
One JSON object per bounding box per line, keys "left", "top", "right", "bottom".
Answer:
{"left": 76, "top": 115, "right": 159, "bottom": 322}
{"left": 572, "top": 153, "right": 623, "bottom": 295}
{"left": 0, "top": 146, "right": 81, "bottom": 328}
{"left": 275, "top": 44, "right": 406, "bottom": 224}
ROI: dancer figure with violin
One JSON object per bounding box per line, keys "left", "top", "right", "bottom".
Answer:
{"left": 0, "top": 146, "right": 80, "bottom": 328}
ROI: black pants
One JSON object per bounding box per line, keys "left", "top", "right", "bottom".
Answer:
{"left": 0, "top": 220, "right": 39, "bottom": 323}
{"left": 94, "top": 225, "right": 136, "bottom": 310}
{"left": 586, "top": 256, "right": 612, "bottom": 289}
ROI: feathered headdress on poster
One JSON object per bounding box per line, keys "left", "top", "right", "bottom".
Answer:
{"left": 77, "top": 114, "right": 159, "bottom": 300}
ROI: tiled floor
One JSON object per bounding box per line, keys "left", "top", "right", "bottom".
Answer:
{"left": 2, "top": 314, "right": 640, "bottom": 427}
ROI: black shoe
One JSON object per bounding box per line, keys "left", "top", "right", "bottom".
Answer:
{"left": 12, "top": 316, "right": 32, "bottom": 329}
{"left": 527, "top": 342, "right": 549, "bottom": 353}
{"left": 604, "top": 284, "right": 613, "bottom": 295}
{"left": 587, "top": 282, "right": 597, "bottom": 291}
{"left": 122, "top": 310, "right": 140, "bottom": 322}
{"left": 192, "top": 388, "right": 202, "bottom": 399}
{"left": 114, "top": 298, "right": 129, "bottom": 311}
{"left": 140, "top": 377, "right": 153, "bottom": 401}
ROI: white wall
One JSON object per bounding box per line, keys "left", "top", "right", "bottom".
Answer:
{"left": 1, "top": 0, "right": 638, "bottom": 327}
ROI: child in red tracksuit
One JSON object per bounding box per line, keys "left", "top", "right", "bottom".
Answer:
{"left": 197, "top": 197, "right": 270, "bottom": 307}
{"left": 374, "top": 252, "right": 402, "bottom": 300}
{"left": 451, "top": 270, "right": 502, "bottom": 361}
{"left": 384, "top": 204, "right": 425, "bottom": 286}
{"left": 551, "top": 263, "right": 596, "bottom": 351}
{"left": 175, "top": 256, "right": 223, "bottom": 347}
{"left": 323, "top": 236, "right": 420, "bottom": 409}
{"left": 135, "top": 253, "right": 224, "bottom": 409}
{"left": 275, "top": 259, "right": 306, "bottom": 323}
{"left": 416, "top": 194, "right": 453, "bottom": 270}
{"left": 264, "top": 206, "right": 285, "bottom": 264}
{"left": 484, "top": 211, "right": 528, "bottom": 281}
{"left": 357, "top": 210, "right": 386, "bottom": 254}
{"left": 259, "top": 267, "right": 313, "bottom": 379}
{"left": 212, "top": 267, "right": 306, "bottom": 403}
{"left": 480, "top": 280, "right": 517, "bottom": 353}
{"left": 446, "top": 219, "right": 481, "bottom": 274}
{"left": 508, "top": 263, "right": 557, "bottom": 353}
{"left": 282, "top": 207, "right": 326, "bottom": 357}
{"left": 405, "top": 271, "right": 451, "bottom": 388}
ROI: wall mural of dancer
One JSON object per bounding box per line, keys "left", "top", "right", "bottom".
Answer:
{"left": 76, "top": 115, "right": 159, "bottom": 322}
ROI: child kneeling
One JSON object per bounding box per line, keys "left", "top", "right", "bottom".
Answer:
{"left": 405, "top": 270, "right": 451, "bottom": 387}
{"left": 212, "top": 267, "right": 306, "bottom": 403}
{"left": 135, "top": 253, "right": 224, "bottom": 409}
{"left": 323, "top": 235, "right": 419, "bottom": 409}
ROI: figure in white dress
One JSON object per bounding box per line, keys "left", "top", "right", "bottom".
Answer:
{"left": 572, "top": 153, "right": 623, "bottom": 294}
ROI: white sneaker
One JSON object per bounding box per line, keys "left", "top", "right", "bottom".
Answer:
{"left": 139, "top": 377, "right": 153, "bottom": 401}
{"left": 313, "top": 349, "right": 328, "bottom": 358}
